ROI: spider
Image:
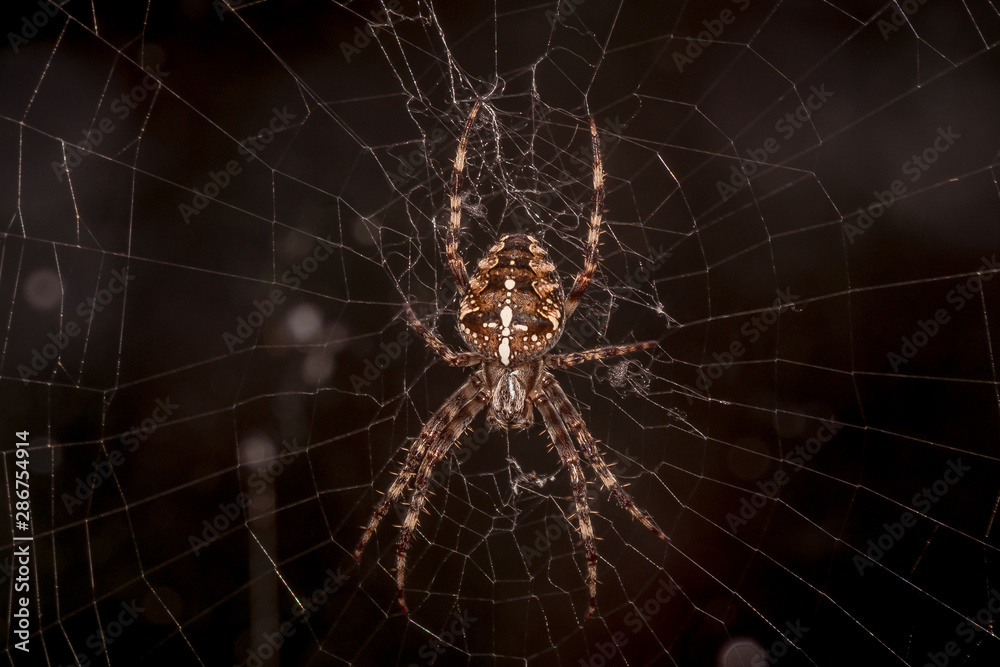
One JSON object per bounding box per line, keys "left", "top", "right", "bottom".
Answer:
{"left": 354, "top": 102, "right": 669, "bottom": 618}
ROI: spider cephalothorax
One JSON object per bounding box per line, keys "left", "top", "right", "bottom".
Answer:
{"left": 354, "top": 102, "right": 668, "bottom": 618}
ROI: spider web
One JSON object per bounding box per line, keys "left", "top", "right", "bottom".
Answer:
{"left": 3, "top": 0, "right": 1000, "bottom": 664}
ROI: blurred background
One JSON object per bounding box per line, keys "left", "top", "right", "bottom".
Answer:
{"left": 2, "top": 0, "right": 1000, "bottom": 665}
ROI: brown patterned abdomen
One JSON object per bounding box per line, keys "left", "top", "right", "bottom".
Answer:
{"left": 458, "top": 234, "right": 565, "bottom": 365}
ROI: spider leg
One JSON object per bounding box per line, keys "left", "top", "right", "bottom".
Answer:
{"left": 563, "top": 117, "right": 604, "bottom": 320}
{"left": 445, "top": 101, "right": 481, "bottom": 296}
{"left": 354, "top": 376, "right": 485, "bottom": 561}
{"left": 404, "top": 305, "right": 479, "bottom": 367}
{"left": 394, "top": 377, "right": 488, "bottom": 613}
{"left": 548, "top": 340, "right": 657, "bottom": 368}
{"left": 354, "top": 375, "right": 488, "bottom": 614}
{"left": 530, "top": 375, "right": 600, "bottom": 619}
{"left": 542, "top": 374, "right": 670, "bottom": 544}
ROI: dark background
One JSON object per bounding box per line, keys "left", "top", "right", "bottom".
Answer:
{"left": 2, "top": 0, "right": 1000, "bottom": 665}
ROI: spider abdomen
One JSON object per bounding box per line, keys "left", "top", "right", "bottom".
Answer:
{"left": 458, "top": 233, "right": 564, "bottom": 365}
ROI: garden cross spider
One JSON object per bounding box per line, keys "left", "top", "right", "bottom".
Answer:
{"left": 354, "top": 102, "right": 668, "bottom": 618}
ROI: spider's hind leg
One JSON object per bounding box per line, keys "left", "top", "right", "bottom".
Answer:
{"left": 354, "top": 375, "right": 488, "bottom": 613}
{"left": 543, "top": 375, "right": 669, "bottom": 543}
{"left": 530, "top": 374, "right": 600, "bottom": 619}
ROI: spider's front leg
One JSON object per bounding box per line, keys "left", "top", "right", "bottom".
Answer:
{"left": 354, "top": 375, "right": 488, "bottom": 614}
{"left": 548, "top": 340, "right": 658, "bottom": 368}
{"left": 403, "top": 305, "right": 479, "bottom": 367}
{"left": 563, "top": 117, "right": 605, "bottom": 321}
{"left": 445, "top": 101, "right": 481, "bottom": 295}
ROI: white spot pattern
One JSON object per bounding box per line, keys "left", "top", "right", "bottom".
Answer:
{"left": 498, "top": 337, "right": 510, "bottom": 365}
